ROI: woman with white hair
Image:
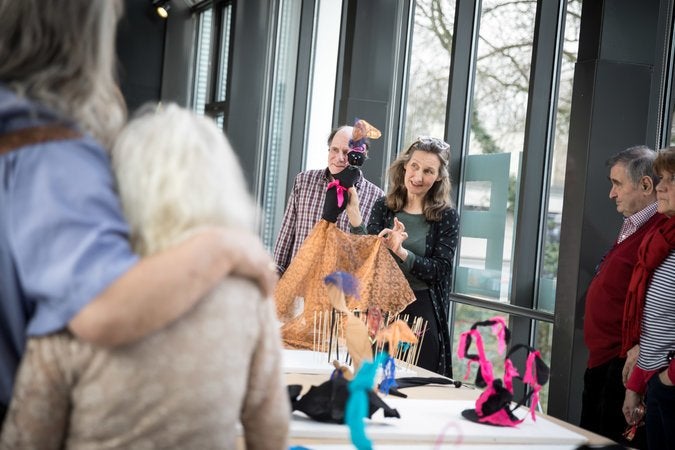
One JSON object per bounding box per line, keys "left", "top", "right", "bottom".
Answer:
{"left": 0, "top": 0, "right": 276, "bottom": 426}
{"left": 1, "top": 104, "right": 290, "bottom": 448}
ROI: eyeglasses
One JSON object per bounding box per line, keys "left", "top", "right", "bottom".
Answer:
{"left": 410, "top": 136, "right": 450, "bottom": 155}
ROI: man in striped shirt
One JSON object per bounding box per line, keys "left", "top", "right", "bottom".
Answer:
{"left": 580, "top": 146, "right": 665, "bottom": 448}
{"left": 273, "top": 125, "right": 384, "bottom": 274}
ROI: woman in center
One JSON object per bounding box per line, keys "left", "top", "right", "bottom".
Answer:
{"left": 346, "top": 137, "right": 459, "bottom": 377}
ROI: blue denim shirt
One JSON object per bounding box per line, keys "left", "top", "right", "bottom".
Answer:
{"left": 0, "top": 86, "right": 138, "bottom": 407}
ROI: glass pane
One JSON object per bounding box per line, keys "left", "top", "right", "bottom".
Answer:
{"left": 304, "top": 0, "right": 343, "bottom": 170}
{"left": 533, "top": 319, "right": 553, "bottom": 412}
{"left": 403, "top": 0, "right": 456, "bottom": 144}
{"left": 215, "top": 5, "right": 233, "bottom": 102}
{"left": 192, "top": 8, "right": 213, "bottom": 115}
{"left": 455, "top": 0, "right": 537, "bottom": 302}
{"left": 452, "top": 304, "right": 511, "bottom": 382}
{"left": 537, "top": 0, "right": 581, "bottom": 312}
{"left": 260, "top": 0, "right": 301, "bottom": 249}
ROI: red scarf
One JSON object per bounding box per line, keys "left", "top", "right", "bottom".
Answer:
{"left": 621, "top": 215, "right": 675, "bottom": 355}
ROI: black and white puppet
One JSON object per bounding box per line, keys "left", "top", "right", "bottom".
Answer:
{"left": 321, "top": 118, "right": 381, "bottom": 223}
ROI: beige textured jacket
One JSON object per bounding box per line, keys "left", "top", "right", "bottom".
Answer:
{"left": 1, "top": 277, "right": 289, "bottom": 449}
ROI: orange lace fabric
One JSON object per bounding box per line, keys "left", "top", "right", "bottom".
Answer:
{"left": 276, "top": 220, "right": 415, "bottom": 349}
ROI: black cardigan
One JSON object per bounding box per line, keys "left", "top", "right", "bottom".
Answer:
{"left": 365, "top": 196, "right": 459, "bottom": 377}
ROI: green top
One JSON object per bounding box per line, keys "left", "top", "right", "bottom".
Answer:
{"left": 395, "top": 211, "right": 429, "bottom": 290}
{"left": 351, "top": 210, "right": 430, "bottom": 290}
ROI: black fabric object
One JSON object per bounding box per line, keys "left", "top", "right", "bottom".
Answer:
{"left": 474, "top": 367, "right": 487, "bottom": 388}
{"left": 478, "top": 379, "right": 514, "bottom": 418}
{"left": 384, "top": 376, "right": 462, "bottom": 390}
{"left": 399, "top": 289, "right": 441, "bottom": 374}
{"left": 322, "top": 166, "right": 361, "bottom": 223}
{"left": 459, "top": 319, "right": 551, "bottom": 427}
{"left": 381, "top": 387, "right": 408, "bottom": 398}
{"left": 287, "top": 372, "right": 400, "bottom": 424}
{"left": 288, "top": 378, "right": 348, "bottom": 423}
{"left": 505, "top": 344, "right": 551, "bottom": 386}
{"left": 461, "top": 379, "right": 518, "bottom": 426}
{"left": 287, "top": 384, "right": 303, "bottom": 408}
{"left": 377, "top": 376, "right": 463, "bottom": 398}
{"left": 461, "top": 408, "right": 520, "bottom": 427}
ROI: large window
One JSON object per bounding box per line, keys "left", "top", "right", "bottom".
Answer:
{"left": 305, "top": 1, "right": 343, "bottom": 170}
{"left": 190, "top": 0, "right": 302, "bottom": 249}
{"left": 403, "top": 1, "right": 454, "bottom": 144}
{"left": 540, "top": 0, "right": 581, "bottom": 313}
{"left": 457, "top": 0, "right": 537, "bottom": 302}
{"left": 192, "top": 1, "right": 233, "bottom": 128}
{"left": 192, "top": 7, "right": 213, "bottom": 115}
{"left": 404, "top": 0, "right": 581, "bottom": 412}
{"left": 259, "top": 0, "right": 302, "bottom": 248}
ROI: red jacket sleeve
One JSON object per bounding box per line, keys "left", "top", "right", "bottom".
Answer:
{"left": 626, "top": 366, "right": 657, "bottom": 394}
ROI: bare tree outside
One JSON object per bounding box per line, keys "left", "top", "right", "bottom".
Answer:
{"left": 403, "top": 0, "right": 454, "bottom": 143}
{"left": 406, "top": 0, "right": 580, "bottom": 162}
{"left": 403, "top": 0, "right": 582, "bottom": 411}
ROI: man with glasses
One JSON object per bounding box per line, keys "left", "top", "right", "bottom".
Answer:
{"left": 273, "top": 125, "right": 383, "bottom": 274}
{"left": 580, "top": 145, "right": 665, "bottom": 448}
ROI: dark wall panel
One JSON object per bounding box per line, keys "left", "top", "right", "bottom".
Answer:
{"left": 336, "top": 0, "right": 411, "bottom": 189}
{"left": 550, "top": 0, "right": 667, "bottom": 423}
{"left": 117, "top": 0, "right": 166, "bottom": 113}
{"left": 601, "top": 0, "right": 660, "bottom": 64}
{"left": 227, "top": 0, "right": 274, "bottom": 191}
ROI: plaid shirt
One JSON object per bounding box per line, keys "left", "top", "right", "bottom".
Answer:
{"left": 273, "top": 168, "right": 383, "bottom": 274}
{"left": 617, "top": 202, "right": 658, "bottom": 243}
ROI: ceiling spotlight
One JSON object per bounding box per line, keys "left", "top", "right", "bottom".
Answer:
{"left": 153, "top": 0, "right": 171, "bottom": 19}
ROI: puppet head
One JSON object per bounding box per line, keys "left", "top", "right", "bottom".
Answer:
{"left": 347, "top": 118, "right": 381, "bottom": 166}
{"left": 321, "top": 118, "right": 381, "bottom": 222}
